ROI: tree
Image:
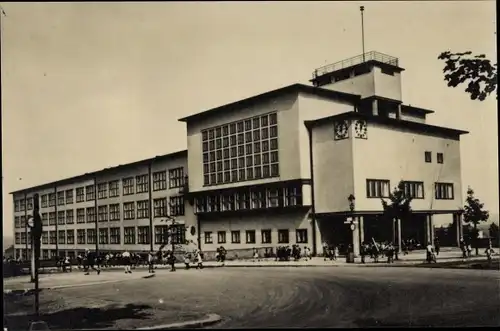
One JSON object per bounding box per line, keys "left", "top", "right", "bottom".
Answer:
{"left": 381, "top": 181, "right": 413, "bottom": 252}
{"left": 489, "top": 222, "right": 499, "bottom": 241}
{"left": 438, "top": 51, "right": 497, "bottom": 101}
{"left": 463, "top": 187, "right": 490, "bottom": 255}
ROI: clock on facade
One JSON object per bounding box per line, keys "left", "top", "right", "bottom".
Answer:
{"left": 354, "top": 120, "right": 368, "bottom": 139}
{"left": 334, "top": 120, "right": 349, "bottom": 140}
{"left": 27, "top": 216, "right": 34, "bottom": 228}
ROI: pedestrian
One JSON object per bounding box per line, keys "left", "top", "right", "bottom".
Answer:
{"left": 434, "top": 238, "right": 441, "bottom": 256}
{"left": 425, "top": 242, "right": 436, "bottom": 263}
{"left": 322, "top": 242, "right": 329, "bottom": 261}
{"left": 195, "top": 250, "right": 203, "bottom": 269}
{"left": 122, "top": 250, "right": 132, "bottom": 274}
{"left": 333, "top": 245, "right": 339, "bottom": 261}
{"left": 485, "top": 244, "right": 495, "bottom": 264}
{"left": 184, "top": 252, "right": 191, "bottom": 270}
{"left": 148, "top": 251, "right": 155, "bottom": 274}
{"left": 168, "top": 251, "right": 176, "bottom": 272}
{"left": 63, "top": 255, "right": 72, "bottom": 273}
{"left": 466, "top": 243, "right": 472, "bottom": 258}
{"left": 253, "top": 248, "right": 259, "bottom": 262}
{"left": 84, "top": 249, "right": 101, "bottom": 275}
{"left": 219, "top": 246, "right": 227, "bottom": 266}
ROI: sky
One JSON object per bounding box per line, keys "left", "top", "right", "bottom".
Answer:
{"left": 1, "top": 1, "right": 497, "bottom": 238}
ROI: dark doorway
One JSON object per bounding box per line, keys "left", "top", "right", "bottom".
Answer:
{"left": 317, "top": 216, "right": 351, "bottom": 253}
{"left": 363, "top": 214, "right": 392, "bottom": 243}
{"left": 401, "top": 214, "right": 426, "bottom": 247}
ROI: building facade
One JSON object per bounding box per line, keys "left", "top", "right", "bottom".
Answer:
{"left": 12, "top": 51, "right": 467, "bottom": 260}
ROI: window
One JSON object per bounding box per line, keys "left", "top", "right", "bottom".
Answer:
{"left": 236, "top": 193, "right": 250, "bottom": 210}
{"left": 284, "top": 186, "right": 302, "bottom": 206}
{"left": 154, "top": 198, "right": 167, "bottom": 217}
{"left": 425, "top": 151, "right": 432, "bottom": 163}
{"left": 123, "top": 177, "right": 134, "bottom": 195}
{"left": 98, "top": 183, "right": 108, "bottom": 199}
{"left": 123, "top": 202, "right": 135, "bottom": 220}
{"left": 169, "top": 196, "right": 185, "bottom": 216}
{"left": 246, "top": 230, "right": 256, "bottom": 244}
{"left": 21, "top": 232, "right": 27, "bottom": 244}
{"left": 251, "top": 190, "right": 265, "bottom": 209}
{"left": 48, "top": 193, "right": 56, "bottom": 207}
{"left": 171, "top": 225, "right": 186, "bottom": 245}
{"left": 217, "top": 231, "right": 226, "bottom": 244}
{"left": 221, "top": 193, "right": 235, "bottom": 211}
{"left": 204, "top": 231, "right": 213, "bottom": 244}
{"left": 49, "top": 212, "right": 56, "bottom": 225}
{"left": 261, "top": 229, "right": 272, "bottom": 244}
{"left": 65, "top": 189, "right": 73, "bottom": 204}
{"left": 57, "top": 211, "right": 65, "bottom": 225}
{"left": 267, "top": 188, "right": 281, "bottom": 208}
{"left": 98, "top": 205, "right": 108, "bottom": 222}
{"left": 67, "top": 230, "right": 74, "bottom": 244}
{"left": 86, "top": 207, "right": 96, "bottom": 223}
{"left": 435, "top": 183, "right": 454, "bottom": 200}
{"left": 202, "top": 113, "right": 279, "bottom": 186}
{"left": 77, "top": 229, "right": 86, "bottom": 244}
{"left": 153, "top": 171, "right": 167, "bottom": 191}
{"left": 155, "top": 225, "right": 169, "bottom": 244}
{"left": 135, "top": 200, "right": 148, "bottom": 219}
{"left": 231, "top": 231, "right": 241, "bottom": 243}
{"left": 58, "top": 230, "right": 65, "bottom": 244}
{"left": 42, "top": 250, "right": 49, "bottom": 259}
{"left": 296, "top": 229, "right": 308, "bottom": 243}
{"left": 137, "top": 226, "right": 150, "bottom": 244}
{"left": 14, "top": 216, "right": 20, "bottom": 228}
{"left": 27, "top": 197, "right": 33, "bottom": 210}
{"left": 41, "top": 195, "right": 48, "bottom": 208}
{"left": 169, "top": 168, "right": 185, "bottom": 188}
{"left": 57, "top": 192, "right": 65, "bottom": 206}
{"left": 76, "top": 208, "right": 85, "bottom": 223}
{"left": 42, "top": 213, "right": 48, "bottom": 226}
{"left": 15, "top": 200, "right": 20, "bottom": 212}
{"left": 41, "top": 231, "right": 48, "bottom": 245}
{"left": 110, "top": 227, "right": 121, "bottom": 244}
{"left": 124, "top": 227, "right": 135, "bottom": 244}
{"left": 437, "top": 153, "right": 444, "bottom": 164}
{"left": 86, "top": 185, "right": 95, "bottom": 201}
{"left": 20, "top": 215, "right": 26, "bottom": 228}
{"left": 99, "top": 228, "right": 109, "bottom": 244}
{"left": 87, "top": 229, "right": 97, "bottom": 244}
{"left": 366, "top": 179, "right": 390, "bottom": 198}
{"left": 76, "top": 187, "right": 85, "bottom": 202}
{"left": 136, "top": 174, "right": 149, "bottom": 193}
{"left": 66, "top": 210, "right": 74, "bottom": 224}
{"left": 15, "top": 233, "right": 21, "bottom": 244}
{"left": 109, "top": 180, "right": 119, "bottom": 197}
{"left": 402, "top": 181, "right": 424, "bottom": 199}
{"left": 278, "top": 229, "right": 289, "bottom": 244}
{"left": 20, "top": 198, "right": 27, "bottom": 211}
{"left": 49, "top": 231, "right": 57, "bottom": 244}
{"left": 109, "top": 204, "right": 120, "bottom": 221}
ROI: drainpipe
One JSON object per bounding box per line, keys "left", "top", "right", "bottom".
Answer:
{"left": 306, "top": 124, "right": 317, "bottom": 256}
{"left": 197, "top": 216, "right": 201, "bottom": 251}
{"left": 94, "top": 177, "right": 99, "bottom": 255}
{"left": 148, "top": 162, "right": 154, "bottom": 252}
{"left": 54, "top": 186, "right": 58, "bottom": 257}
{"left": 24, "top": 192, "right": 28, "bottom": 259}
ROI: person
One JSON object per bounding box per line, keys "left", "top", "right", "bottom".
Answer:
{"left": 253, "top": 248, "right": 259, "bottom": 262}
{"left": 459, "top": 237, "right": 467, "bottom": 259}
{"left": 184, "top": 252, "right": 191, "bottom": 270}
{"left": 148, "top": 251, "right": 155, "bottom": 274}
{"left": 122, "top": 249, "right": 132, "bottom": 274}
{"left": 322, "top": 242, "right": 329, "bottom": 261}
{"left": 84, "top": 249, "right": 101, "bottom": 275}
{"left": 63, "top": 255, "right": 72, "bottom": 273}
{"left": 219, "top": 246, "right": 227, "bottom": 266}
{"left": 426, "top": 242, "right": 435, "bottom": 263}
{"left": 434, "top": 237, "right": 441, "bottom": 256}
{"left": 333, "top": 245, "right": 339, "bottom": 261}
{"left": 485, "top": 244, "right": 495, "bottom": 264}
{"left": 195, "top": 250, "right": 203, "bottom": 269}
{"left": 466, "top": 242, "right": 473, "bottom": 258}
{"left": 168, "top": 251, "right": 176, "bottom": 272}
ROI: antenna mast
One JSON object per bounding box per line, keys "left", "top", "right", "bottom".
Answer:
{"left": 360, "top": 6, "right": 366, "bottom": 62}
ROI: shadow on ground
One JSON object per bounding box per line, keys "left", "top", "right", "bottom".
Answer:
{"left": 4, "top": 303, "right": 153, "bottom": 330}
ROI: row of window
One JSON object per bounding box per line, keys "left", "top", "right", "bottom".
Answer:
{"left": 202, "top": 113, "right": 280, "bottom": 186}
{"left": 195, "top": 185, "right": 302, "bottom": 213}
{"left": 424, "top": 151, "right": 444, "bottom": 164}
{"left": 204, "top": 228, "right": 308, "bottom": 245}
{"left": 14, "top": 197, "right": 185, "bottom": 228}
{"left": 16, "top": 225, "right": 186, "bottom": 246}
{"left": 366, "top": 179, "right": 454, "bottom": 200}
{"left": 13, "top": 168, "right": 185, "bottom": 212}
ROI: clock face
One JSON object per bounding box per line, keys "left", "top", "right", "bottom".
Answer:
{"left": 334, "top": 120, "right": 349, "bottom": 140}
{"left": 27, "top": 217, "right": 34, "bottom": 228}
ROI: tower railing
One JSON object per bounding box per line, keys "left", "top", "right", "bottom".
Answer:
{"left": 313, "top": 51, "right": 399, "bottom": 79}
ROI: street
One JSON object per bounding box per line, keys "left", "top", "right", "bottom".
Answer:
{"left": 4, "top": 265, "right": 500, "bottom": 329}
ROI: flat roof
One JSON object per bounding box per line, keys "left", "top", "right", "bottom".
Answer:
{"left": 304, "top": 111, "right": 469, "bottom": 137}
{"left": 10, "top": 149, "right": 187, "bottom": 195}
{"left": 178, "top": 83, "right": 361, "bottom": 123}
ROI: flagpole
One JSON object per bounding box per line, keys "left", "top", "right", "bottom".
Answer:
{"left": 360, "top": 6, "right": 366, "bottom": 62}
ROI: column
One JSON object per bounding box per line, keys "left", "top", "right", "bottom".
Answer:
{"left": 424, "top": 214, "right": 430, "bottom": 244}
{"left": 352, "top": 221, "right": 360, "bottom": 257}
{"left": 429, "top": 214, "right": 435, "bottom": 244}
{"left": 359, "top": 216, "right": 365, "bottom": 245}
{"left": 455, "top": 213, "right": 463, "bottom": 247}
{"left": 372, "top": 99, "right": 379, "bottom": 116}
{"left": 396, "top": 104, "right": 402, "bottom": 120}
{"left": 397, "top": 218, "right": 402, "bottom": 253}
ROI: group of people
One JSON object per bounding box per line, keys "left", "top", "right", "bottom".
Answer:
{"left": 274, "top": 245, "right": 312, "bottom": 261}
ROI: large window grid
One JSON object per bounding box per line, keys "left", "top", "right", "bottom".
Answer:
{"left": 57, "top": 192, "right": 65, "bottom": 206}
{"left": 49, "top": 231, "right": 56, "bottom": 244}
{"left": 66, "top": 210, "right": 74, "bottom": 224}
{"left": 402, "top": 181, "right": 424, "bottom": 199}
{"left": 123, "top": 178, "right": 134, "bottom": 195}
{"left": 110, "top": 227, "right": 121, "bottom": 244}
{"left": 76, "top": 208, "right": 85, "bottom": 223}
{"left": 76, "top": 188, "right": 85, "bottom": 203}
{"left": 87, "top": 229, "right": 97, "bottom": 244}
{"left": 49, "top": 212, "right": 56, "bottom": 225}
{"left": 153, "top": 171, "right": 167, "bottom": 191}
{"left": 41, "top": 195, "right": 48, "bottom": 208}
{"left": 136, "top": 175, "right": 149, "bottom": 193}
{"left": 49, "top": 194, "right": 56, "bottom": 207}
{"left": 27, "top": 197, "right": 33, "bottom": 210}
{"left": 435, "top": 183, "right": 454, "bottom": 200}
{"left": 86, "top": 207, "right": 96, "bottom": 223}
{"left": 154, "top": 198, "right": 167, "bottom": 217}
{"left": 58, "top": 230, "right": 65, "bottom": 244}
{"left": 86, "top": 185, "right": 95, "bottom": 201}
{"left": 42, "top": 213, "right": 48, "bottom": 226}
{"left": 137, "top": 200, "right": 149, "bottom": 219}
{"left": 169, "top": 196, "right": 185, "bottom": 216}
{"left": 98, "top": 205, "right": 108, "bottom": 222}
{"left": 169, "top": 168, "right": 185, "bottom": 188}
{"left": 67, "top": 230, "right": 75, "bottom": 244}
{"left": 98, "top": 183, "right": 108, "bottom": 199}
{"left": 109, "top": 204, "right": 120, "bottom": 221}
{"left": 57, "top": 211, "right": 65, "bottom": 225}
{"left": 99, "top": 228, "right": 109, "bottom": 244}
{"left": 77, "top": 229, "right": 86, "bottom": 244}
{"left": 123, "top": 202, "right": 135, "bottom": 220}
{"left": 109, "top": 180, "right": 120, "bottom": 197}
{"left": 138, "top": 226, "right": 150, "bottom": 244}
{"left": 155, "top": 225, "right": 168, "bottom": 244}
{"left": 366, "top": 179, "right": 390, "bottom": 198}
{"left": 202, "top": 112, "right": 279, "bottom": 186}
{"left": 65, "top": 189, "right": 74, "bottom": 204}
{"left": 124, "top": 227, "right": 136, "bottom": 244}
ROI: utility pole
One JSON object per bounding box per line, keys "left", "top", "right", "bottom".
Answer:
{"left": 360, "top": 6, "right": 366, "bottom": 62}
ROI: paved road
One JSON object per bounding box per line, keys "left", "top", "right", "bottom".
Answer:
{"left": 23, "top": 266, "right": 499, "bottom": 328}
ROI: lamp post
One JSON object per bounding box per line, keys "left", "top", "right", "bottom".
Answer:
{"left": 347, "top": 194, "right": 356, "bottom": 260}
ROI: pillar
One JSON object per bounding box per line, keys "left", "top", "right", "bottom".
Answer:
{"left": 352, "top": 222, "right": 360, "bottom": 257}
{"left": 372, "top": 99, "right": 379, "bottom": 116}
{"left": 359, "top": 216, "right": 365, "bottom": 245}
{"left": 429, "top": 214, "right": 435, "bottom": 244}
{"left": 396, "top": 104, "right": 402, "bottom": 120}
{"left": 455, "top": 213, "right": 463, "bottom": 247}
{"left": 424, "top": 214, "right": 430, "bottom": 244}
{"left": 397, "top": 218, "right": 402, "bottom": 253}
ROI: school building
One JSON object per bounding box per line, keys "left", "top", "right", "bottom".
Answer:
{"left": 11, "top": 51, "right": 467, "bottom": 260}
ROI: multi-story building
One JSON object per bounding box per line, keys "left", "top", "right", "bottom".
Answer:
{"left": 12, "top": 51, "right": 467, "bottom": 260}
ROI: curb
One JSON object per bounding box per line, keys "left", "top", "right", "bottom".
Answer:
{"left": 135, "top": 313, "right": 222, "bottom": 330}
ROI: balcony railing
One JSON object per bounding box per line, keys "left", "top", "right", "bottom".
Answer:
{"left": 313, "top": 51, "right": 399, "bottom": 79}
